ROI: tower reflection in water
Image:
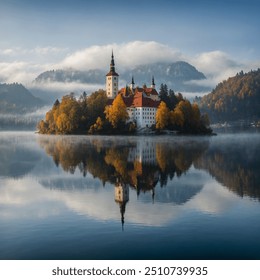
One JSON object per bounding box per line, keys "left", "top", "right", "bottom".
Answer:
{"left": 114, "top": 181, "right": 129, "bottom": 230}
{"left": 114, "top": 140, "right": 159, "bottom": 229}
{"left": 38, "top": 134, "right": 260, "bottom": 228}
{"left": 39, "top": 136, "right": 234, "bottom": 228}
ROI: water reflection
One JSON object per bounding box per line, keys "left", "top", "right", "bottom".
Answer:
{"left": 38, "top": 136, "right": 208, "bottom": 196}
{"left": 1, "top": 133, "right": 260, "bottom": 259}
{"left": 194, "top": 135, "right": 260, "bottom": 200}
{"left": 0, "top": 134, "right": 41, "bottom": 178}
{"left": 37, "top": 136, "right": 210, "bottom": 227}
{"left": 38, "top": 135, "right": 260, "bottom": 202}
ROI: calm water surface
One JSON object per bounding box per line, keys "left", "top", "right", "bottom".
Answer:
{"left": 0, "top": 131, "right": 259, "bottom": 259}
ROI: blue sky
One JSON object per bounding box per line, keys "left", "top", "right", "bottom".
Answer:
{"left": 0, "top": 0, "right": 259, "bottom": 90}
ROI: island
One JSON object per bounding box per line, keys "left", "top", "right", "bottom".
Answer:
{"left": 37, "top": 53, "right": 212, "bottom": 135}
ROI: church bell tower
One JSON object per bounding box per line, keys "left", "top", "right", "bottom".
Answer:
{"left": 106, "top": 51, "right": 119, "bottom": 98}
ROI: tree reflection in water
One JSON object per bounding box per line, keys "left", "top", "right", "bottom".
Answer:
{"left": 38, "top": 135, "right": 260, "bottom": 227}
{"left": 38, "top": 136, "right": 208, "bottom": 191}
{"left": 38, "top": 136, "right": 209, "bottom": 226}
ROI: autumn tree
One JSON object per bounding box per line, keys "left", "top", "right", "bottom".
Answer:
{"left": 37, "top": 120, "right": 48, "bottom": 134}
{"left": 87, "top": 90, "right": 108, "bottom": 126}
{"left": 169, "top": 107, "right": 184, "bottom": 128}
{"left": 198, "top": 68, "right": 260, "bottom": 122}
{"left": 156, "top": 101, "right": 170, "bottom": 130}
{"left": 38, "top": 99, "right": 61, "bottom": 134}
{"left": 55, "top": 94, "right": 81, "bottom": 134}
{"left": 104, "top": 94, "right": 129, "bottom": 129}
{"left": 88, "top": 116, "right": 104, "bottom": 134}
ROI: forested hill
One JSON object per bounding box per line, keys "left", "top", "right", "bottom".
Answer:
{"left": 0, "top": 83, "right": 44, "bottom": 114}
{"left": 34, "top": 61, "right": 208, "bottom": 92}
{"left": 197, "top": 69, "right": 260, "bottom": 122}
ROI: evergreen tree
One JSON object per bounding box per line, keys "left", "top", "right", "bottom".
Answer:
{"left": 159, "top": 84, "right": 169, "bottom": 105}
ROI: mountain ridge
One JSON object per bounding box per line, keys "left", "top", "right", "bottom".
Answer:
{"left": 34, "top": 61, "right": 209, "bottom": 92}
{"left": 0, "top": 83, "right": 45, "bottom": 114}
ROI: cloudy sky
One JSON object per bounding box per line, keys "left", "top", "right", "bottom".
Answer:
{"left": 0, "top": 0, "right": 259, "bottom": 91}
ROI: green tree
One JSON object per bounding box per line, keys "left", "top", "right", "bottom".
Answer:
{"left": 168, "top": 89, "right": 178, "bottom": 110}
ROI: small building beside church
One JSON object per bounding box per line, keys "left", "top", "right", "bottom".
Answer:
{"left": 106, "top": 52, "right": 160, "bottom": 128}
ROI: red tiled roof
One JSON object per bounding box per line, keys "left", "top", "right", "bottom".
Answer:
{"left": 109, "top": 87, "right": 160, "bottom": 108}
{"left": 118, "top": 87, "right": 134, "bottom": 97}
{"left": 119, "top": 91, "right": 159, "bottom": 108}
{"left": 144, "top": 88, "right": 158, "bottom": 95}
{"left": 122, "top": 95, "right": 134, "bottom": 107}
{"left": 134, "top": 87, "right": 158, "bottom": 96}
{"left": 132, "top": 91, "right": 160, "bottom": 108}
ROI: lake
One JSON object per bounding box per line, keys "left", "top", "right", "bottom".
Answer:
{"left": 0, "top": 131, "right": 259, "bottom": 260}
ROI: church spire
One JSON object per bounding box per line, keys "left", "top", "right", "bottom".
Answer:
{"left": 130, "top": 75, "right": 135, "bottom": 91}
{"left": 106, "top": 50, "right": 118, "bottom": 76}
{"left": 151, "top": 76, "right": 155, "bottom": 89}
{"left": 110, "top": 50, "right": 115, "bottom": 73}
{"left": 114, "top": 181, "right": 129, "bottom": 231}
{"left": 120, "top": 201, "right": 127, "bottom": 231}
{"left": 106, "top": 50, "right": 119, "bottom": 98}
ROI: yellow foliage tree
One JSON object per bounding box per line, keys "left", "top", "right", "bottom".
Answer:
{"left": 169, "top": 107, "right": 184, "bottom": 127}
{"left": 55, "top": 95, "right": 81, "bottom": 133}
{"left": 104, "top": 94, "right": 129, "bottom": 128}
{"left": 156, "top": 143, "right": 167, "bottom": 172}
{"left": 156, "top": 101, "right": 170, "bottom": 130}
{"left": 173, "top": 99, "right": 193, "bottom": 128}
{"left": 56, "top": 113, "right": 71, "bottom": 133}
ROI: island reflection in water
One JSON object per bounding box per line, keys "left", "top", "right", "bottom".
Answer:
{"left": 38, "top": 134, "right": 260, "bottom": 202}
{"left": 38, "top": 136, "right": 209, "bottom": 228}
{"left": 0, "top": 132, "right": 260, "bottom": 260}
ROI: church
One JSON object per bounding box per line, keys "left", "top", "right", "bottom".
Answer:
{"left": 106, "top": 52, "right": 160, "bottom": 128}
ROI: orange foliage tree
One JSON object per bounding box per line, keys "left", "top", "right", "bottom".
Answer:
{"left": 104, "top": 94, "right": 129, "bottom": 128}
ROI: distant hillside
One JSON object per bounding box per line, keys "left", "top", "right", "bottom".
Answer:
{"left": 0, "top": 83, "right": 45, "bottom": 114}
{"left": 34, "top": 61, "right": 209, "bottom": 92}
{"left": 35, "top": 69, "right": 104, "bottom": 84}
{"left": 123, "top": 61, "right": 207, "bottom": 91}
{"left": 197, "top": 69, "right": 260, "bottom": 122}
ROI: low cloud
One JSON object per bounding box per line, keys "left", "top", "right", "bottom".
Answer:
{"left": 58, "top": 41, "right": 183, "bottom": 71}
{"left": 188, "top": 50, "right": 259, "bottom": 88}
{"left": 0, "top": 41, "right": 259, "bottom": 94}
{"left": 0, "top": 46, "right": 68, "bottom": 85}
{"left": 31, "top": 81, "right": 104, "bottom": 96}
{"left": 0, "top": 61, "right": 50, "bottom": 85}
